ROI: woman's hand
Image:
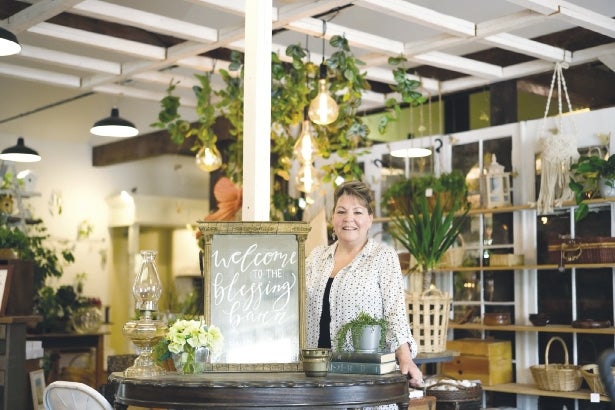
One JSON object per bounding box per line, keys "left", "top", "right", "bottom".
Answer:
{"left": 396, "top": 343, "right": 424, "bottom": 388}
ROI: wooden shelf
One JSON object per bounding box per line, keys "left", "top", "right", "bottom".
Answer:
{"left": 449, "top": 323, "right": 615, "bottom": 334}
{"left": 374, "top": 198, "right": 615, "bottom": 223}
{"left": 435, "top": 263, "right": 615, "bottom": 272}
{"left": 483, "top": 383, "right": 610, "bottom": 402}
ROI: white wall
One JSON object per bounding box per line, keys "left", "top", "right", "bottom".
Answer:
{"left": 4, "top": 136, "right": 210, "bottom": 307}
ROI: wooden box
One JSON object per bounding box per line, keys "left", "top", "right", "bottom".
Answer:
{"left": 443, "top": 338, "right": 512, "bottom": 386}
{"left": 490, "top": 253, "right": 524, "bottom": 266}
{"left": 409, "top": 395, "right": 436, "bottom": 409}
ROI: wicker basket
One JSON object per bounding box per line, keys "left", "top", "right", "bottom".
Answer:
{"left": 438, "top": 235, "right": 466, "bottom": 268}
{"left": 530, "top": 336, "right": 582, "bottom": 391}
{"left": 425, "top": 377, "right": 482, "bottom": 410}
{"left": 405, "top": 288, "right": 451, "bottom": 353}
{"left": 581, "top": 363, "right": 615, "bottom": 395}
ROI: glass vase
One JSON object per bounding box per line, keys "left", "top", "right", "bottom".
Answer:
{"left": 173, "top": 347, "right": 210, "bottom": 374}
{"left": 72, "top": 306, "right": 103, "bottom": 334}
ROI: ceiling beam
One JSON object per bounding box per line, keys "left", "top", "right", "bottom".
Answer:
{"left": 72, "top": 0, "right": 219, "bottom": 43}
{"left": 92, "top": 130, "right": 194, "bottom": 166}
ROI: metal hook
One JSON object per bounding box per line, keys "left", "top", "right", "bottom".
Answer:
{"left": 434, "top": 138, "right": 443, "bottom": 153}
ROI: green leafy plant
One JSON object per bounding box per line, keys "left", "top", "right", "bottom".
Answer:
{"left": 379, "top": 55, "right": 427, "bottom": 135}
{"left": 381, "top": 171, "right": 467, "bottom": 216}
{"left": 334, "top": 311, "right": 389, "bottom": 352}
{"left": 569, "top": 154, "right": 615, "bottom": 221}
{"left": 390, "top": 194, "right": 469, "bottom": 291}
{"left": 0, "top": 223, "right": 74, "bottom": 291}
{"left": 152, "top": 36, "right": 376, "bottom": 220}
{"left": 0, "top": 225, "right": 29, "bottom": 250}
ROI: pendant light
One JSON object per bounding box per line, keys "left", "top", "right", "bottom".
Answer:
{"left": 0, "top": 27, "right": 21, "bottom": 56}
{"left": 90, "top": 108, "right": 139, "bottom": 137}
{"left": 293, "top": 110, "right": 318, "bottom": 163}
{"left": 195, "top": 144, "right": 222, "bottom": 172}
{"left": 308, "top": 21, "right": 338, "bottom": 126}
{"left": 0, "top": 137, "right": 41, "bottom": 162}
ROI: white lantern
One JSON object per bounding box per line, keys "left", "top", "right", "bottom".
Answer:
{"left": 481, "top": 154, "right": 511, "bottom": 208}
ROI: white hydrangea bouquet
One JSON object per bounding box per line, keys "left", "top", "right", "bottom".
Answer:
{"left": 157, "top": 318, "right": 224, "bottom": 374}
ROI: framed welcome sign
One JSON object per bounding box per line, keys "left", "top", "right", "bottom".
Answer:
{"left": 198, "top": 221, "right": 311, "bottom": 370}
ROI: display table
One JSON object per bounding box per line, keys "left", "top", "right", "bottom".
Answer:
{"left": 110, "top": 371, "right": 410, "bottom": 409}
{"left": 26, "top": 331, "right": 108, "bottom": 387}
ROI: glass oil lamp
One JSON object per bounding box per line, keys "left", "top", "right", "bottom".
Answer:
{"left": 123, "top": 250, "right": 168, "bottom": 377}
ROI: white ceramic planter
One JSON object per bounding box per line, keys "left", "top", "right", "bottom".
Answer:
{"left": 599, "top": 177, "right": 615, "bottom": 198}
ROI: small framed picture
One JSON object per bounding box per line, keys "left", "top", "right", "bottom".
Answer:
{"left": 0, "top": 267, "right": 12, "bottom": 316}
{"left": 29, "top": 369, "right": 46, "bottom": 410}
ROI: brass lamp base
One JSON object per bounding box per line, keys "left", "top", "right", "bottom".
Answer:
{"left": 123, "top": 318, "right": 168, "bottom": 378}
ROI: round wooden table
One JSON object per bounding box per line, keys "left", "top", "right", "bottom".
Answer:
{"left": 110, "top": 370, "right": 409, "bottom": 409}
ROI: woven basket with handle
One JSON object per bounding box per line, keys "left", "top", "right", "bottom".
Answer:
{"left": 405, "top": 288, "right": 451, "bottom": 353}
{"left": 530, "top": 336, "right": 582, "bottom": 391}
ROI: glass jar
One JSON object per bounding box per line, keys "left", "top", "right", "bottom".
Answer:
{"left": 72, "top": 306, "right": 103, "bottom": 334}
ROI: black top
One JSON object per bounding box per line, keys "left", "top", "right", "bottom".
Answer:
{"left": 318, "top": 277, "right": 334, "bottom": 348}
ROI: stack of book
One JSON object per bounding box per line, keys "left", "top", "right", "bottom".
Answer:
{"left": 328, "top": 351, "right": 398, "bottom": 375}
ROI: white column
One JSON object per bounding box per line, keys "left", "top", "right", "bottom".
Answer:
{"left": 242, "top": 0, "right": 272, "bottom": 221}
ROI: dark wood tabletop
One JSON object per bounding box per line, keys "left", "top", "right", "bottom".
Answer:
{"left": 110, "top": 370, "right": 409, "bottom": 409}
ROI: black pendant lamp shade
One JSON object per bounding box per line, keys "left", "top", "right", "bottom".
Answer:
{"left": 0, "top": 27, "right": 21, "bottom": 56}
{"left": 90, "top": 108, "right": 139, "bottom": 137}
{"left": 0, "top": 137, "right": 41, "bottom": 162}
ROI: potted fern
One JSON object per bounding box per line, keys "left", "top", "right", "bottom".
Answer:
{"left": 334, "top": 312, "right": 389, "bottom": 353}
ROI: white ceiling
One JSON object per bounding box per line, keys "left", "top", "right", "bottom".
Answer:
{"left": 0, "top": 0, "right": 614, "bottom": 147}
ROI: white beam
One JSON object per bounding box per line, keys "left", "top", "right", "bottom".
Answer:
{"left": 558, "top": 2, "right": 615, "bottom": 38}
{"left": 242, "top": 0, "right": 272, "bottom": 221}
{"left": 356, "top": 0, "right": 475, "bottom": 37}
{"left": 599, "top": 54, "right": 615, "bottom": 72}
{"left": 20, "top": 45, "right": 121, "bottom": 74}
{"left": 572, "top": 43, "right": 615, "bottom": 64}
{"left": 484, "top": 33, "right": 571, "bottom": 62}
{"left": 28, "top": 22, "right": 166, "bottom": 60}
{"left": 2, "top": 0, "right": 83, "bottom": 33}
{"left": 287, "top": 17, "right": 404, "bottom": 56}
{"left": 72, "top": 0, "right": 218, "bottom": 43}
{"left": 131, "top": 72, "right": 200, "bottom": 89}
{"left": 505, "top": 0, "right": 559, "bottom": 16}
{"left": 411, "top": 51, "right": 503, "bottom": 79}
{"left": 0, "top": 62, "right": 81, "bottom": 87}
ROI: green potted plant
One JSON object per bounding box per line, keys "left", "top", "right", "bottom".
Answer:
{"left": 389, "top": 194, "right": 469, "bottom": 291}
{"left": 569, "top": 154, "right": 615, "bottom": 221}
{"left": 381, "top": 171, "right": 467, "bottom": 216}
{"left": 334, "top": 312, "right": 389, "bottom": 352}
{"left": 0, "top": 225, "right": 29, "bottom": 258}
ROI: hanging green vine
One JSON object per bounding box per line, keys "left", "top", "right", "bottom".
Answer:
{"left": 152, "top": 36, "right": 398, "bottom": 220}
{"left": 379, "top": 55, "right": 427, "bottom": 135}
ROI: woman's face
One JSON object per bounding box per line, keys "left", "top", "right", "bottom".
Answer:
{"left": 332, "top": 193, "right": 373, "bottom": 245}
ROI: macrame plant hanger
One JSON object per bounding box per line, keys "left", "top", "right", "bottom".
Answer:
{"left": 535, "top": 61, "right": 579, "bottom": 215}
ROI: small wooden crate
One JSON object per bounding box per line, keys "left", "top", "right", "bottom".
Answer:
{"left": 443, "top": 339, "right": 512, "bottom": 386}
{"left": 490, "top": 254, "right": 524, "bottom": 266}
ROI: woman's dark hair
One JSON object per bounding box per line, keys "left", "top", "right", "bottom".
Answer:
{"left": 333, "top": 181, "right": 375, "bottom": 215}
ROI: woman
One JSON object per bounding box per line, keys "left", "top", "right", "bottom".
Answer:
{"left": 305, "top": 181, "right": 423, "bottom": 390}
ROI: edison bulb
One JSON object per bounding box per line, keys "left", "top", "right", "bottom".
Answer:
{"left": 196, "top": 144, "right": 222, "bottom": 172}
{"left": 308, "top": 78, "right": 339, "bottom": 125}
{"left": 293, "top": 120, "right": 317, "bottom": 162}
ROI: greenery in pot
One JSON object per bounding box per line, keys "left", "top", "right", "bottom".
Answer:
{"left": 569, "top": 154, "right": 615, "bottom": 221}
{"left": 389, "top": 194, "right": 469, "bottom": 291}
{"left": 334, "top": 311, "right": 389, "bottom": 352}
{"left": 381, "top": 171, "right": 467, "bottom": 216}
{"left": 0, "top": 222, "right": 74, "bottom": 294}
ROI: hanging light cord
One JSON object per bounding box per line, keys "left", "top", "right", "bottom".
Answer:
{"left": 0, "top": 91, "right": 94, "bottom": 125}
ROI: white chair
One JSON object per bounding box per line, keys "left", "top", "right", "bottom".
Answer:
{"left": 43, "top": 380, "right": 113, "bottom": 410}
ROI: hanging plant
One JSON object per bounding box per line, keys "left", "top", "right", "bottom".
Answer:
{"left": 153, "top": 36, "right": 375, "bottom": 219}
{"left": 378, "top": 55, "right": 426, "bottom": 135}
{"left": 315, "top": 34, "right": 372, "bottom": 184}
